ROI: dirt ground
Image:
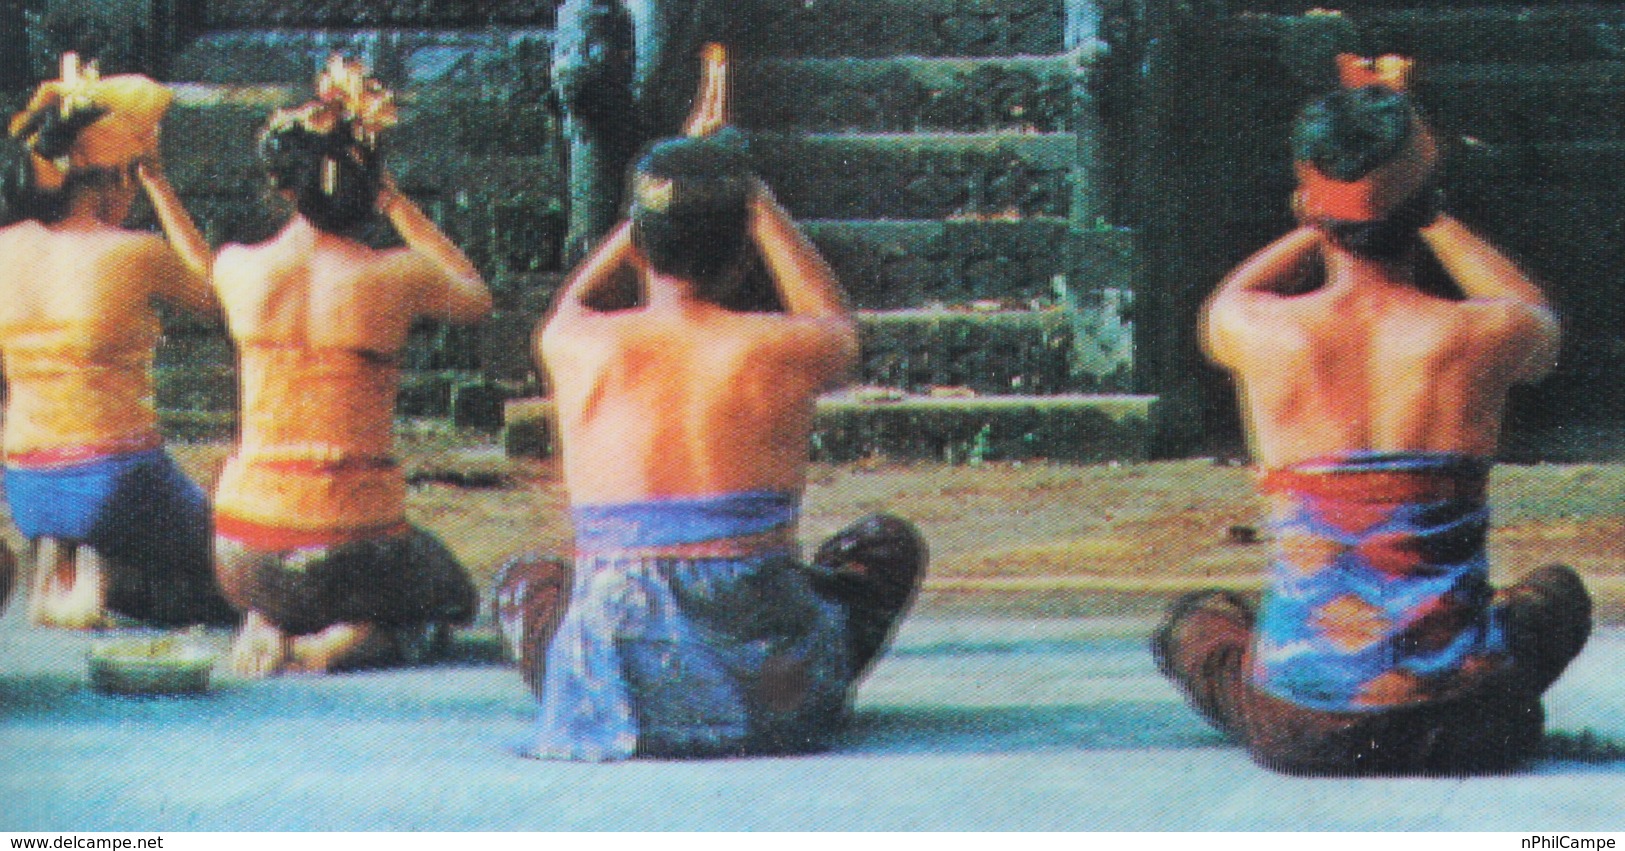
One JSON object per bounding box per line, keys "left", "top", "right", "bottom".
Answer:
{"left": 20, "top": 441, "right": 1583, "bottom": 625}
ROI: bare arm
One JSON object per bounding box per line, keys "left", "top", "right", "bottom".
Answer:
{"left": 1420, "top": 215, "right": 1560, "bottom": 381}
{"left": 378, "top": 176, "right": 492, "bottom": 323}
{"left": 549, "top": 220, "right": 641, "bottom": 322}
{"left": 1201, "top": 227, "right": 1321, "bottom": 368}
{"left": 748, "top": 187, "right": 851, "bottom": 321}
{"left": 747, "top": 186, "right": 859, "bottom": 383}
{"left": 136, "top": 161, "right": 213, "bottom": 282}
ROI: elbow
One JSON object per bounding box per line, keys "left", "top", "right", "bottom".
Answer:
{"left": 830, "top": 323, "right": 861, "bottom": 380}
{"left": 449, "top": 279, "right": 494, "bottom": 324}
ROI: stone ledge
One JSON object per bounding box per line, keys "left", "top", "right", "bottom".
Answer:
{"left": 175, "top": 28, "right": 554, "bottom": 86}
{"left": 503, "top": 393, "right": 1156, "bottom": 463}
{"left": 1418, "top": 61, "right": 1625, "bottom": 144}
{"left": 748, "top": 0, "right": 1064, "bottom": 59}
{"left": 755, "top": 132, "right": 1078, "bottom": 221}
{"left": 804, "top": 219, "right": 1132, "bottom": 307}
{"left": 1354, "top": 5, "right": 1625, "bottom": 66}
{"left": 738, "top": 56, "right": 1073, "bottom": 134}
{"left": 201, "top": 1, "right": 558, "bottom": 30}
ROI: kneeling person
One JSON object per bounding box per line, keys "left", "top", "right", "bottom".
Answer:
{"left": 211, "top": 61, "right": 492, "bottom": 676}
{"left": 1154, "top": 56, "right": 1590, "bottom": 775}
{"left": 512, "top": 136, "right": 925, "bottom": 760}
{"left": 1, "top": 60, "right": 233, "bottom": 629}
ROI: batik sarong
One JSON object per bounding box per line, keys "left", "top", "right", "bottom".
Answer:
{"left": 523, "top": 491, "right": 849, "bottom": 761}
{"left": 1252, "top": 451, "right": 1509, "bottom": 711}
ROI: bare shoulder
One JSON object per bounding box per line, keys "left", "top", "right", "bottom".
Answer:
{"left": 1449, "top": 295, "right": 1556, "bottom": 347}
{"left": 211, "top": 241, "right": 262, "bottom": 285}
{"left": 369, "top": 243, "right": 440, "bottom": 281}
{"left": 748, "top": 311, "right": 853, "bottom": 346}
{"left": 1204, "top": 286, "right": 1306, "bottom": 361}
{"left": 735, "top": 312, "right": 858, "bottom": 374}
{"left": 539, "top": 304, "right": 631, "bottom": 357}
{"left": 102, "top": 230, "right": 182, "bottom": 272}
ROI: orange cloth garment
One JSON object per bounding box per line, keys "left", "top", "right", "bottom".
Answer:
{"left": 0, "top": 321, "right": 162, "bottom": 460}
{"left": 212, "top": 346, "right": 407, "bottom": 543}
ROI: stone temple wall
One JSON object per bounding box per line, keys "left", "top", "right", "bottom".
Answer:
{"left": 2, "top": 0, "right": 1621, "bottom": 460}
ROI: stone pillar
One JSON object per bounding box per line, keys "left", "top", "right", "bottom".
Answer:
{"left": 1065, "top": 0, "right": 1108, "bottom": 228}
{"left": 553, "top": 0, "right": 637, "bottom": 264}
{"left": 554, "top": 0, "right": 735, "bottom": 264}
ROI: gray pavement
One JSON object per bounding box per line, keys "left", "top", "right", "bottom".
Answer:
{"left": 2, "top": 608, "right": 1623, "bottom": 831}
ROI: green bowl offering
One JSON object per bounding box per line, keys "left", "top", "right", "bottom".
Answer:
{"left": 88, "top": 636, "right": 218, "bottom": 696}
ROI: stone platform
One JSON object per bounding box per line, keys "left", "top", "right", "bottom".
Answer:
{"left": 3, "top": 610, "right": 1622, "bottom": 831}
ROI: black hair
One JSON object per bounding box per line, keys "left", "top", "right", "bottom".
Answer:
{"left": 628, "top": 135, "right": 753, "bottom": 303}
{"left": 1294, "top": 85, "right": 1439, "bottom": 260}
{"left": 258, "top": 118, "right": 381, "bottom": 236}
{"left": 1292, "top": 85, "right": 1413, "bottom": 182}
{"left": 3, "top": 104, "right": 114, "bottom": 224}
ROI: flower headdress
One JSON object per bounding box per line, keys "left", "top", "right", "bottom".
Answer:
{"left": 1295, "top": 53, "right": 1439, "bottom": 223}
{"left": 262, "top": 55, "right": 398, "bottom": 195}
{"left": 8, "top": 53, "right": 173, "bottom": 190}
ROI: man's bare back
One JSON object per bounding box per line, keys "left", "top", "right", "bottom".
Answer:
{"left": 1156, "top": 62, "right": 1588, "bottom": 776}
{"left": 514, "top": 128, "right": 923, "bottom": 761}
{"left": 541, "top": 192, "right": 856, "bottom": 504}
{"left": 1203, "top": 218, "right": 1558, "bottom": 467}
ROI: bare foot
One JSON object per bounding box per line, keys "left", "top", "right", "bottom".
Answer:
{"left": 287, "top": 622, "right": 401, "bottom": 674}
{"left": 230, "top": 611, "right": 292, "bottom": 678}
{"left": 28, "top": 540, "right": 109, "bottom": 630}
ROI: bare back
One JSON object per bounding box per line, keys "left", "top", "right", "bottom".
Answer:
{"left": 212, "top": 217, "right": 490, "bottom": 531}
{"left": 1206, "top": 224, "right": 1558, "bottom": 467}
{"left": 215, "top": 225, "right": 425, "bottom": 462}
{"left": 542, "top": 303, "right": 848, "bottom": 503}
{"left": 0, "top": 221, "right": 207, "bottom": 456}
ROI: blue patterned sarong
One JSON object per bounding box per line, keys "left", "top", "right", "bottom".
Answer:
{"left": 1252, "top": 452, "right": 1509, "bottom": 711}
{"left": 523, "top": 492, "right": 850, "bottom": 761}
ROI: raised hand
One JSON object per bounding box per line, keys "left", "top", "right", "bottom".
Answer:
{"left": 683, "top": 43, "right": 730, "bottom": 138}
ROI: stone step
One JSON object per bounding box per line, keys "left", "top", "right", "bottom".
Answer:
{"left": 753, "top": 132, "right": 1077, "bottom": 220}
{"left": 802, "top": 218, "right": 1132, "bottom": 308}
{"left": 479, "top": 220, "right": 1135, "bottom": 329}
{"left": 748, "top": 0, "right": 1064, "bottom": 59}
{"left": 1353, "top": 5, "right": 1625, "bottom": 66}
{"left": 1237, "top": 0, "right": 1589, "bottom": 13}
{"left": 201, "top": 2, "right": 556, "bottom": 31}
{"left": 1419, "top": 61, "right": 1625, "bottom": 145}
{"left": 173, "top": 27, "right": 553, "bottom": 86}
{"left": 737, "top": 56, "right": 1074, "bottom": 134}
{"left": 158, "top": 89, "right": 565, "bottom": 270}
{"left": 163, "top": 92, "right": 560, "bottom": 194}
{"left": 858, "top": 307, "right": 1129, "bottom": 395}
{"left": 159, "top": 292, "right": 1135, "bottom": 409}
{"left": 502, "top": 392, "right": 1156, "bottom": 463}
